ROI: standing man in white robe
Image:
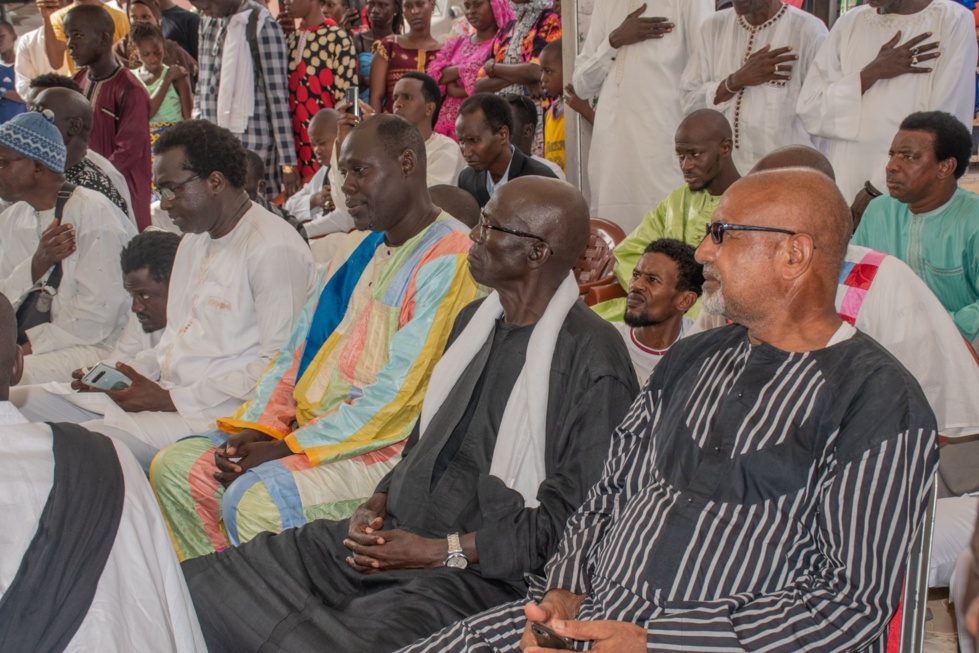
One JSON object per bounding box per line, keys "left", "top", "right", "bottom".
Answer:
{"left": 681, "top": 0, "right": 827, "bottom": 175}
{"left": 573, "top": 0, "right": 712, "bottom": 234}
{"left": 796, "top": 0, "right": 976, "bottom": 213}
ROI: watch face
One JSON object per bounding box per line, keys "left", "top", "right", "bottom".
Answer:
{"left": 445, "top": 555, "right": 468, "bottom": 570}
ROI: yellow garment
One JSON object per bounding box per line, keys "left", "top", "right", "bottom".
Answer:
{"left": 52, "top": 2, "right": 130, "bottom": 74}
{"left": 592, "top": 184, "right": 720, "bottom": 321}
{"left": 544, "top": 103, "right": 566, "bottom": 173}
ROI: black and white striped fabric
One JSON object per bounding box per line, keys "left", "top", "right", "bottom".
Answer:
{"left": 402, "top": 325, "right": 939, "bottom": 652}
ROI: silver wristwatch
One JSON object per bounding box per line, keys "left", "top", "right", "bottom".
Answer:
{"left": 444, "top": 532, "right": 468, "bottom": 569}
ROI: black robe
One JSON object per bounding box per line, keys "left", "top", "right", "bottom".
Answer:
{"left": 182, "top": 300, "right": 639, "bottom": 653}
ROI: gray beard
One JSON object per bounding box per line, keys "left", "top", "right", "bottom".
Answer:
{"left": 702, "top": 288, "right": 727, "bottom": 316}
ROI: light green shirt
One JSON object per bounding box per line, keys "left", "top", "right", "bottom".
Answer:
{"left": 852, "top": 188, "right": 979, "bottom": 340}
{"left": 593, "top": 185, "right": 720, "bottom": 321}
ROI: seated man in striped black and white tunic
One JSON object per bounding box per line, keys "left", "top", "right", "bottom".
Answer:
{"left": 401, "top": 168, "right": 939, "bottom": 653}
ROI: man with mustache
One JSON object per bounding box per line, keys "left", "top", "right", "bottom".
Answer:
{"left": 852, "top": 111, "right": 979, "bottom": 349}
{"left": 403, "top": 168, "right": 938, "bottom": 653}
{"left": 456, "top": 92, "right": 557, "bottom": 208}
{"left": 179, "top": 176, "right": 638, "bottom": 653}
{"left": 11, "top": 120, "right": 317, "bottom": 469}
{"left": 152, "top": 115, "right": 482, "bottom": 561}
{"left": 615, "top": 238, "right": 702, "bottom": 383}
{"left": 593, "top": 108, "right": 739, "bottom": 322}
{"left": 797, "top": 0, "right": 976, "bottom": 221}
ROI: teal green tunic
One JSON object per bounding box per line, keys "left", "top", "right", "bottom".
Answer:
{"left": 852, "top": 188, "right": 979, "bottom": 340}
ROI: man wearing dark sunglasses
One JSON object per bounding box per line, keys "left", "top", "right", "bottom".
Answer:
{"left": 404, "top": 168, "right": 938, "bottom": 653}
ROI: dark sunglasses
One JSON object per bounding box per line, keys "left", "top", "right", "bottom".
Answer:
{"left": 704, "top": 222, "right": 797, "bottom": 245}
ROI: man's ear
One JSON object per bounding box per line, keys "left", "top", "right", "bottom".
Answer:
{"left": 257, "top": 178, "right": 267, "bottom": 196}
{"left": 675, "top": 289, "right": 698, "bottom": 314}
{"left": 400, "top": 148, "right": 416, "bottom": 177}
{"left": 936, "top": 156, "right": 958, "bottom": 180}
{"left": 497, "top": 125, "right": 510, "bottom": 147}
{"left": 782, "top": 234, "right": 815, "bottom": 280}
{"left": 719, "top": 136, "right": 733, "bottom": 158}
{"left": 11, "top": 344, "right": 24, "bottom": 386}
{"left": 205, "top": 170, "right": 228, "bottom": 194}
{"left": 526, "top": 241, "right": 550, "bottom": 269}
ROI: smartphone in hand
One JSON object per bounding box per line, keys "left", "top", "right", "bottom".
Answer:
{"left": 80, "top": 363, "right": 133, "bottom": 391}
{"left": 345, "top": 86, "right": 361, "bottom": 118}
{"left": 530, "top": 623, "right": 573, "bottom": 651}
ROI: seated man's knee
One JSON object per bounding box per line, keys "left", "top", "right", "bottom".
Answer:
{"left": 224, "top": 477, "right": 287, "bottom": 545}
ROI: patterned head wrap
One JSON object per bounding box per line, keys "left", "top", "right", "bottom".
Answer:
{"left": 489, "top": 0, "right": 515, "bottom": 31}
{"left": 0, "top": 110, "right": 67, "bottom": 173}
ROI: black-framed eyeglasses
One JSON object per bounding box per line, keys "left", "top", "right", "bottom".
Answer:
{"left": 157, "top": 174, "right": 202, "bottom": 201}
{"left": 477, "top": 214, "right": 550, "bottom": 251}
{"left": 704, "top": 222, "right": 797, "bottom": 245}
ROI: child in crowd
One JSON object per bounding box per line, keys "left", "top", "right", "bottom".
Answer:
{"left": 133, "top": 21, "right": 192, "bottom": 146}
{"left": 538, "top": 38, "right": 593, "bottom": 174}
{"left": 0, "top": 21, "right": 25, "bottom": 124}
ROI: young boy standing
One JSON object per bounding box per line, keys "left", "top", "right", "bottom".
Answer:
{"left": 538, "top": 38, "right": 594, "bottom": 175}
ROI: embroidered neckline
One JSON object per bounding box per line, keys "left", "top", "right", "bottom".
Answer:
{"left": 737, "top": 3, "right": 788, "bottom": 33}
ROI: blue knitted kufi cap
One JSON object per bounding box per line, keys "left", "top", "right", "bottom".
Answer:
{"left": 0, "top": 110, "right": 67, "bottom": 174}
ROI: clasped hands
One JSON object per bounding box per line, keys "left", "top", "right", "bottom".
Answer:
{"left": 342, "top": 494, "right": 446, "bottom": 573}
{"left": 212, "top": 427, "right": 292, "bottom": 488}
{"left": 519, "top": 590, "right": 645, "bottom": 653}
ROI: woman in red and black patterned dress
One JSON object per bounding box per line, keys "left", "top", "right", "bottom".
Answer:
{"left": 283, "top": 0, "right": 358, "bottom": 180}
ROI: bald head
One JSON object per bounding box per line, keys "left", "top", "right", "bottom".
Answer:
{"left": 750, "top": 145, "right": 835, "bottom": 181}
{"left": 309, "top": 108, "right": 340, "bottom": 133}
{"left": 726, "top": 169, "right": 850, "bottom": 274}
{"left": 34, "top": 87, "right": 94, "bottom": 143}
{"left": 497, "top": 176, "right": 590, "bottom": 272}
{"left": 429, "top": 184, "right": 480, "bottom": 228}
{"left": 677, "top": 108, "right": 732, "bottom": 142}
{"left": 63, "top": 4, "right": 115, "bottom": 37}
{"left": 0, "top": 293, "right": 18, "bottom": 397}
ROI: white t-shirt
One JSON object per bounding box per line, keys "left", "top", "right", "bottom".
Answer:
{"left": 614, "top": 317, "right": 694, "bottom": 384}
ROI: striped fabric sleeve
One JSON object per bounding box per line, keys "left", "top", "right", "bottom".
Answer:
{"left": 286, "top": 252, "right": 479, "bottom": 465}
{"left": 544, "top": 387, "right": 656, "bottom": 596}
{"left": 640, "top": 425, "right": 937, "bottom": 651}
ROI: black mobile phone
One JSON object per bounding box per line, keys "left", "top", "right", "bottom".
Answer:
{"left": 530, "top": 623, "right": 573, "bottom": 651}
{"left": 345, "top": 86, "right": 361, "bottom": 118}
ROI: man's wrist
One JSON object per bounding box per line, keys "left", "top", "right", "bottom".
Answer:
{"left": 723, "top": 74, "right": 740, "bottom": 95}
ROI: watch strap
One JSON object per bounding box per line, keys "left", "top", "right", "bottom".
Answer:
{"left": 446, "top": 532, "right": 463, "bottom": 555}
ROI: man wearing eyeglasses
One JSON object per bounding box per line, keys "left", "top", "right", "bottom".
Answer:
{"left": 178, "top": 175, "right": 638, "bottom": 653}
{"left": 403, "top": 168, "right": 938, "bottom": 653}
{"left": 12, "top": 119, "right": 317, "bottom": 469}
{"left": 152, "top": 115, "right": 484, "bottom": 563}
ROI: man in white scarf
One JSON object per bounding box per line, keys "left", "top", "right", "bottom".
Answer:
{"left": 180, "top": 176, "right": 639, "bottom": 653}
